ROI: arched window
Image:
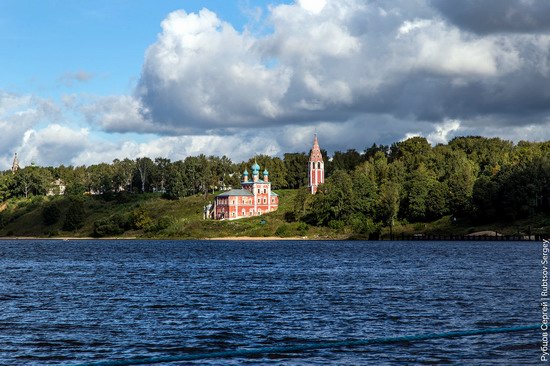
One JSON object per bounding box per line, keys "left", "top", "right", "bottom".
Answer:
{"left": 317, "top": 162, "right": 321, "bottom": 169}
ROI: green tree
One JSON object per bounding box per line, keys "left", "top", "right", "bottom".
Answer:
{"left": 112, "top": 158, "right": 135, "bottom": 192}
{"left": 87, "top": 163, "right": 114, "bottom": 194}
{"left": 63, "top": 197, "right": 86, "bottom": 231}
{"left": 445, "top": 155, "right": 476, "bottom": 216}
{"left": 378, "top": 179, "right": 401, "bottom": 227}
{"left": 0, "top": 173, "right": 14, "bottom": 201}
{"left": 389, "top": 136, "right": 432, "bottom": 171}
{"left": 136, "top": 157, "right": 154, "bottom": 193}
{"left": 350, "top": 169, "right": 377, "bottom": 216}
{"left": 42, "top": 201, "right": 61, "bottom": 225}
{"left": 403, "top": 164, "right": 438, "bottom": 222}
{"left": 284, "top": 152, "right": 309, "bottom": 188}
{"left": 331, "top": 149, "right": 363, "bottom": 171}
{"left": 165, "top": 161, "right": 187, "bottom": 199}
{"left": 13, "top": 166, "right": 52, "bottom": 198}
{"left": 309, "top": 170, "right": 354, "bottom": 226}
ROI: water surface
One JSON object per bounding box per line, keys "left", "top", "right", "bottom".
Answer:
{"left": 0, "top": 240, "right": 540, "bottom": 364}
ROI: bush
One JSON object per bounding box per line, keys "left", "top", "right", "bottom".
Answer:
{"left": 350, "top": 213, "right": 380, "bottom": 236}
{"left": 275, "top": 224, "right": 290, "bottom": 237}
{"left": 328, "top": 220, "right": 345, "bottom": 231}
{"left": 93, "top": 215, "right": 124, "bottom": 237}
{"left": 147, "top": 216, "right": 173, "bottom": 233}
{"left": 297, "top": 222, "right": 309, "bottom": 236}
{"left": 130, "top": 206, "right": 153, "bottom": 230}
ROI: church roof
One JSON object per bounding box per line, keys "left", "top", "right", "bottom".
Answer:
{"left": 217, "top": 189, "right": 254, "bottom": 197}
{"left": 242, "top": 180, "right": 271, "bottom": 184}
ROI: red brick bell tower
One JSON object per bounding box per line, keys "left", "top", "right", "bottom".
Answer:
{"left": 308, "top": 134, "right": 324, "bottom": 194}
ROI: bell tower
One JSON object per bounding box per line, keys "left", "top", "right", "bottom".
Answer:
{"left": 11, "top": 153, "right": 19, "bottom": 174}
{"left": 308, "top": 134, "right": 324, "bottom": 194}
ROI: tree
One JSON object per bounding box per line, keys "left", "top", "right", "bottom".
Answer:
{"left": 403, "top": 164, "right": 435, "bottom": 222}
{"left": 364, "top": 143, "right": 389, "bottom": 160}
{"left": 43, "top": 201, "right": 61, "bottom": 225}
{"left": 351, "top": 169, "right": 377, "bottom": 216}
{"left": 165, "top": 161, "right": 187, "bottom": 199}
{"left": 87, "top": 163, "right": 114, "bottom": 194}
{"left": 0, "top": 173, "right": 14, "bottom": 201}
{"left": 331, "top": 149, "right": 363, "bottom": 171}
{"left": 64, "top": 166, "right": 88, "bottom": 196}
{"left": 13, "top": 166, "right": 52, "bottom": 198}
{"left": 378, "top": 179, "right": 400, "bottom": 227}
{"left": 152, "top": 157, "right": 171, "bottom": 193}
{"left": 309, "top": 170, "right": 354, "bottom": 226}
{"left": 471, "top": 175, "right": 499, "bottom": 222}
{"left": 63, "top": 197, "right": 86, "bottom": 231}
{"left": 136, "top": 157, "right": 154, "bottom": 193}
{"left": 284, "top": 153, "right": 309, "bottom": 188}
{"left": 292, "top": 186, "right": 311, "bottom": 221}
{"left": 445, "top": 155, "right": 476, "bottom": 216}
{"left": 389, "top": 136, "right": 432, "bottom": 170}
{"left": 113, "top": 158, "right": 135, "bottom": 192}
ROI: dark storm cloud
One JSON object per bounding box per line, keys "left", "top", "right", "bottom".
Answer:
{"left": 431, "top": 0, "right": 550, "bottom": 34}
{"left": 361, "top": 67, "right": 550, "bottom": 127}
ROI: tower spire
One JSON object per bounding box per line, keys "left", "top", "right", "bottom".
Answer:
{"left": 308, "top": 134, "right": 324, "bottom": 194}
{"left": 11, "top": 153, "right": 19, "bottom": 174}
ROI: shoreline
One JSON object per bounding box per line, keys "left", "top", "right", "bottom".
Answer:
{"left": 0, "top": 236, "right": 314, "bottom": 241}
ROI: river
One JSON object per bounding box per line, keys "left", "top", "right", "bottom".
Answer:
{"left": 0, "top": 239, "right": 540, "bottom": 364}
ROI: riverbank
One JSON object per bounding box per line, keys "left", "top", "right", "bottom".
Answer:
{"left": 0, "top": 192, "right": 548, "bottom": 241}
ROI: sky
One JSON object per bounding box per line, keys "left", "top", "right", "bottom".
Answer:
{"left": 2, "top": 0, "right": 550, "bottom": 169}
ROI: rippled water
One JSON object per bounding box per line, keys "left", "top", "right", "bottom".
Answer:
{"left": 0, "top": 239, "right": 540, "bottom": 365}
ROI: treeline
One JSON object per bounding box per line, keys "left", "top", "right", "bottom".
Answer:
{"left": 290, "top": 136, "right": 550, "bottom": 234}
{"left": 1, "top": 136, "right": 550, "bottom": 233}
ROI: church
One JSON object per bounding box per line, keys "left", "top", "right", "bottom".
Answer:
{"left": 211, "top": 134, "right": 324, "bottom": 220}
{"left": 213, "top": 162, "right": 279, "bottom": 220}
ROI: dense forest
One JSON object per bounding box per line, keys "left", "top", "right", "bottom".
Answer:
{"left": 1, "top": 135, "right": 550, "bottom": 237}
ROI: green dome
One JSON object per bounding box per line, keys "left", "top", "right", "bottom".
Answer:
{"left": 252, "top": 162, "right": 260, "bottom": 171}
{"left": 263, "top": 169, "right": 269, "bottom": 175}
{"left": 243, "top": 169, "right": 249, "bottom": 176}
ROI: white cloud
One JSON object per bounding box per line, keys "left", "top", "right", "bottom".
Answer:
{"left": 426, "top": 119, "right": 461, "bottom": 144}
{"left": 397, "top": 19, "right": 432, "bottom": 36}
{"left": 16, "top": 124, "right": 90, "bottom": 167}
{"left": 298, "top": 0, "right": 327, "bottom": 15}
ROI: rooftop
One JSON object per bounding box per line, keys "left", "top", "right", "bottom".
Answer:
{"left": 217, "top": 189, "right": 254, "bottom": 197}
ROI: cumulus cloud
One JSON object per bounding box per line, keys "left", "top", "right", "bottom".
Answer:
{"left": 17, "top": 124, "right": 90, "bottom": 167}
{"left": 81, "top": 0, "right": 549, "bottom": 141}
{"left": 0, "top": 92, "right": 60, "bottom": 165}
{"left": 27, "top": 0, "right": 550, "bottom": 167}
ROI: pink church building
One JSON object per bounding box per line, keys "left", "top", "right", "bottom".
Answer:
{"left": 213, "top": 162, "right": 279, "bottom": 220}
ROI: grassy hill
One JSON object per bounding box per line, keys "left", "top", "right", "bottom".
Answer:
{"left": 0, "top": 190, "right": 547, "bottom": 239}
{"left": 0, "top": 190, "right": 336, "bottom": 239}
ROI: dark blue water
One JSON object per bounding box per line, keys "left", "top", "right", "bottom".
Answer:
{"left": 0, "top": 240, "right": 540, "bottom": 365}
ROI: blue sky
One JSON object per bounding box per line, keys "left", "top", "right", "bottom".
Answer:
{"left": 0, "top": 1, "right": 278, "bottom": 98}
{"left": 1, "top": 0, "right": 550, "bottom": 169}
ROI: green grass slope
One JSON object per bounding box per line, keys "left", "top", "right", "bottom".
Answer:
{"left": 0, "top": 190, "right": 547, "bottom": 239}
{"left": 0, "top": 190, "right": 335, "bottom": 239}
